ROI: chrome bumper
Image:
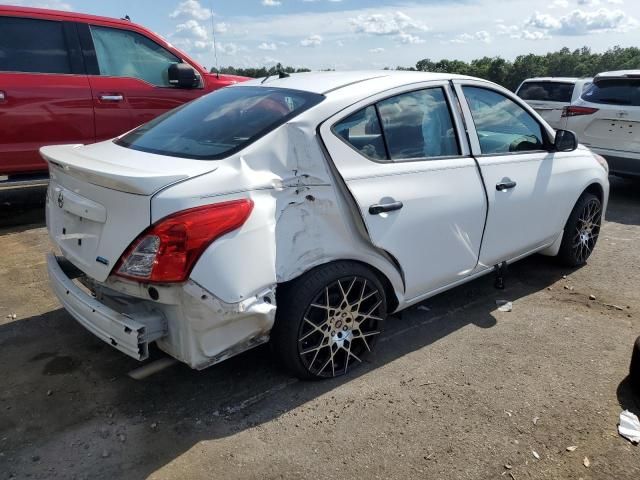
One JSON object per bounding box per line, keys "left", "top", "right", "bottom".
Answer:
{"left": 47, "top": 253, "right": 166, "bottom": 360}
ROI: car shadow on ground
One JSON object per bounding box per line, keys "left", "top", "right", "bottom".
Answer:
{"left": 0, "top": 185, "right": 47, "bottom": 234}
{"left": 0, "top": 254, "right": 578, "bottom": 478}
{"left": 617, "top": 377, "right": 640, "bottom": 418}
{"left": 605, "top": 176, "right": 640, "bottom": 226}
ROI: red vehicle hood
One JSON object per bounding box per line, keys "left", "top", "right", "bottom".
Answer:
{"left": 205, "top": 73, "right": 251, "bottom": 85}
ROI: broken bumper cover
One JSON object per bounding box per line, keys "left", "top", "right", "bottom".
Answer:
{"left": 46, "top": 253, "right": 166, "bottom": 361}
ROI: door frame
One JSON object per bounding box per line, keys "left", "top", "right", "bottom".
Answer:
{"left": 318, "top": 80, "right": 491, "bottom": 301}
{"left": 451, "top": 79, "right": 564, "bottom": 269}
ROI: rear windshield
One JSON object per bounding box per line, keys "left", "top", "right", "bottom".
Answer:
{"left": 581, "top": 79, "right": 640, "bottom": 106}
{"left": 517, "top": 82, "right": 574, "bottom": 102}
{"left": 116, "top": 86, "right": 324, "bottom": 159}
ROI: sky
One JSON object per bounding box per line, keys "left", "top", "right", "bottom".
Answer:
{"left": 5, "top": 0, "right": 640, "bottom": 70}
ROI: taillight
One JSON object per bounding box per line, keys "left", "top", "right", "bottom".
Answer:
{"left": 115, "top": 199, "right": 253, "bottom": 283}
{"left": 562, "top": 106, "right": 599, "bottom": 117}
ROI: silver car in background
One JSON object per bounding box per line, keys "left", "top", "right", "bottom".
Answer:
{"left": 516, "top": 77, "right": 593, "bottom": 129}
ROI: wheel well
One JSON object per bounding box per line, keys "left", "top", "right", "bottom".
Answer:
{"left": 277, "top": 260, "right": 400, "bottom": 313}
{"left": 584, "top": 182, "right": 604, "bottom": 203}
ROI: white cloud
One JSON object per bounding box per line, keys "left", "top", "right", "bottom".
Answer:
{"left": 396, "top": 32, "right": 425, "bottom": 44}
{"left": 548, "top": 0, "right": 569, "bottom": 8}
{"left": 497, "top": 23, "right": 551, "bottom": 40}
{"left": 521, "top": 30, "right": 551, "bottom": 40}
{"left": 350, "top": 11, "right": 428, "bottom": 36}
{"left": 369, "top": 47, "right": 385, "bottom": 53}
{"left": 300, "top": 34, "right": 323, "bottom": 47}
{"left": 169, "top": 0, "right": 212, "bottom": 21}
{"left": 526, "top": 12, "right": 561, "bottom": 30}
{"left": 262, "top": 0, "right": 281, "bottom": 6}
{"left": 526, "top": 8, "right": 635, "bottom": 35}
{"left": 258, "top": 41, "right": 278, "bottom": 50}
{"left": 214, "top": 22, "right": 228, "bottom": 34}
{"left": 175, "top": 19, "right": 208, "bottom": 41}
{"left": 451, "top": 30, "right": 492, "bottom": 44}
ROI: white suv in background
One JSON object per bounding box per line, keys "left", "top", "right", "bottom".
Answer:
{"left": 559, "top": 70, "right": 640, "bottom": 178}
{"left": 516, "top": 77, "right": 593, "bottom": 129}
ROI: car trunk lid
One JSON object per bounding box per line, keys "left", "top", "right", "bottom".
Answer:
{"left": 43, "top": 141, "right": 217, "bottom": 282}
{"left": 579, "top": 104, "right": 640, "bottom": 153}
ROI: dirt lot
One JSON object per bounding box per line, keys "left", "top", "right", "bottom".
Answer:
{"left": 0, "top": 178, "right": 638, "bottom": 480}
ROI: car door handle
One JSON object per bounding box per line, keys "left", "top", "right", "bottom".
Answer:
{"left": 369, "top": 201, "right": 403, "bottom": 215}
{"left": 496, "top": 180, "right": 517, "bottom": 191}
{"left": 99, "top": 94, "right": 124, "bottom": 102}
{"left": 0, "top": 91, "right": 6, "bottom": 102}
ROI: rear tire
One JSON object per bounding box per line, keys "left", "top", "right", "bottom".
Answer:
{"left": 557, "top": 193, "right": 602, "bottom": 267}
{"left": 271, "top": 262, "right": 387, "bottom": 380}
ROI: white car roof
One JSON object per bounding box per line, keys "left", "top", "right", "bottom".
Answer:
{"left": 521, "top": 77, "right": 592, "bottom": 83}
{"left": 595, "top": 70, "right": 640, "bottom": 80}
{"left": 237, "top": 70, "right": 477, "bottom": 95}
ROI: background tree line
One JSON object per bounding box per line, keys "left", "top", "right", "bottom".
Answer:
{"left": 212, "top": 46, "right": 640, "bottom": 91}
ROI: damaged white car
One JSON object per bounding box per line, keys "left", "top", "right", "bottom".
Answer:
{"left": 44, "top": 71, "right": 609, "bottom": 379}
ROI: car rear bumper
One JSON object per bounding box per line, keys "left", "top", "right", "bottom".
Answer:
{"left": 589, "top": 147, "right": 640, "bottom": 177}
{"left": 47, "top": 253, "right": 167, "bottom": 361}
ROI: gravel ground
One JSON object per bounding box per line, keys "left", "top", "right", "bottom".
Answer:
{"left": 0, "top": 177, "right": 638, "bottom": 480}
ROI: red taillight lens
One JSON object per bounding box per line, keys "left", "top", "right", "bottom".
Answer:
{"left": 562, "top": 106, "right": 599, "bottom": 117}
{"left": 115, "top": 199, "right": 253, "bottom": 283}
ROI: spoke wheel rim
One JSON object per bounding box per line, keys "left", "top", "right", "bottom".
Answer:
{"left": 297, "top": 276, "right": 384, "bottom": 378}
{"left": 571, "top": 199, "right": 601, "bottom": 264}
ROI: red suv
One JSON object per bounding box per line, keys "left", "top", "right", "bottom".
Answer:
{"left": 0, "top": 6, "right": 247, "bottom": 180}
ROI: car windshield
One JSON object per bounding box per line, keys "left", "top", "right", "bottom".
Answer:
{"left": 517, "top": 82, "right": 574, "bottom": 102}
{"left": 581, "top": 78, "right": 640, "bottom": 106}
{"left": 116, "top": 86, "right": 324, "bottom": 159}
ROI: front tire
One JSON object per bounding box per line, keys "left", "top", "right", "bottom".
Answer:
{"left": 557, "top": 192, "right": 602, "bottom": 267}
{"left": 271, "top": 262, "right": 387, "bottom": 380}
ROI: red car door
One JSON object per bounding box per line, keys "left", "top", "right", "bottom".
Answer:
{"left": 0, "top": 16, "right": 94, "bottom": 176}
{"left": 77, "top": 22, "right": 205, "bottom": 141}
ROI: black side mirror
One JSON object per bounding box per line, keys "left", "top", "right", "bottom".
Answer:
{"left": 168, "top": 63, "right": 198, "bottom": 88}
{"left": 554, "top": 129, "right": 578, "bottom": 152}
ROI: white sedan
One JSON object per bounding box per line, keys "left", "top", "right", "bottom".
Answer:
{"left": 43, "top": 71, "right": 609, "bottom": 379}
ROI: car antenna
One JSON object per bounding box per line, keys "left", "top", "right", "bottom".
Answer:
{"left": 261, "top": 69, "right": 289, "bottom": 84}
{"left": 209, "top": 2, "right": 220, "bottom": 79}
{"left": 121, "top": 14, "right": 131, "bottom": 21}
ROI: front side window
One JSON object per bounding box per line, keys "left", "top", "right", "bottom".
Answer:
{"left": 582, "top": 79, "right": 640, "bottom": 106}
{"left": 463, "top": 86, "right": 545, "bottom": 155}
{"left": 117, "top": 86, "right": 324, "bottom": 159}
{"left": 0, "top": 16, "right": 71, "bottom": 74}
{"left": 90, "top": 26, "right": 181, "bottom": 86}
{"left": 334, "top": 87, "right": 459, "bottom": 162}
{"left": 517, "top": 81, "right": 574, "bottom": 103}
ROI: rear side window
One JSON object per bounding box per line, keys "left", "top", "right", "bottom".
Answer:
{"left": 90, "top": 26, "right": 181, "bottom": 87}
{"left": 117, "top": 86, "right": 324, "bottom": 159}
{"left": 334, "top": 87, "right": 460, "bottom": 162}
{"left": 582, "top": 79, "right": 640, "bottom": 106}
{"left": 517, "top": 82, "right": 574, "bottom": 102}
{"left": 377, "top": 88, "right": 459, "bottom": 160}
{"left": 0, "top": 16, "right": 71, "bottom": 74}
{"left": 334, "top": 106, "right": 387, "bottom": 161}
